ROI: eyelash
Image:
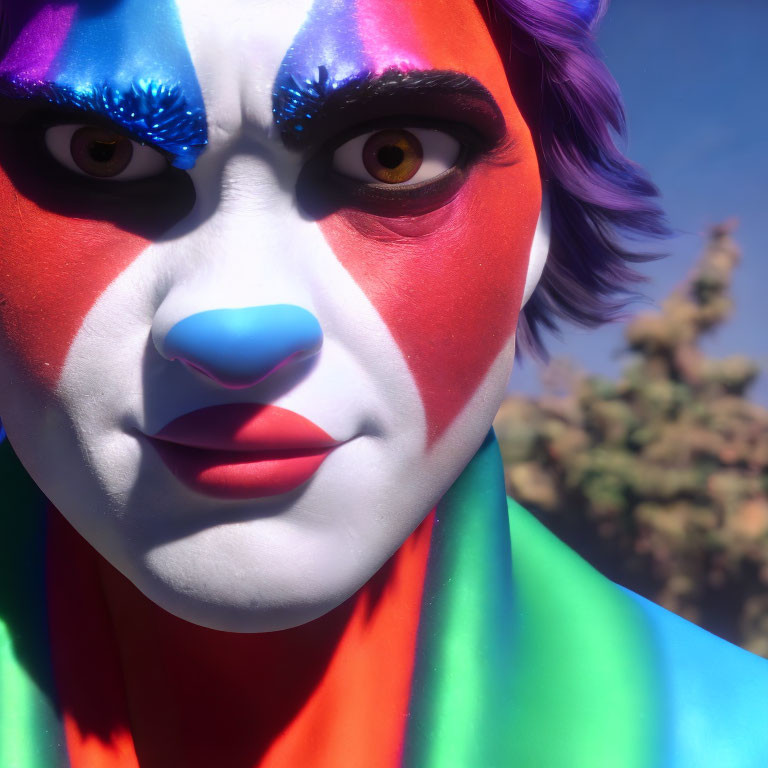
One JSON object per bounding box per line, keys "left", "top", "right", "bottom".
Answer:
{"left": 45, "top": 123, "right": 171, "bottom": 181}
{"left": 16, "top": 107, "right": 174, "bottom": 174}
{"left": 19, "top": 108, "right": 495, "bottom": 220}
{"left": 294, "top": 119, "right": 489, "bottom": 219}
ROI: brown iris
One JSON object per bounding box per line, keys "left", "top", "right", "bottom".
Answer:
{"left": 362, "top": 129, "right": 423, "bottom": 184}
{"left": 70, "top": 126, "right": 133, "bottom": 178}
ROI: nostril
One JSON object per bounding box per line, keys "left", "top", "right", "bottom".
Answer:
{"left": 161, "top": 305, "right": 323, "bottom": 388}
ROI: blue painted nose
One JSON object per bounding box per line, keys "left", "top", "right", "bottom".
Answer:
{"left": 163, "top": 305, "right": 323, "bottom": 388}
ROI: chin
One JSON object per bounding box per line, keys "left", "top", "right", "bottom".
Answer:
{"left": 136, "top": 582, "right": 348, "bottom": 633}
{"left": 114, "top": 524, "right": 392, "bottom": 633}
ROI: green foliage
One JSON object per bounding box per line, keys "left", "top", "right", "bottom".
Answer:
{"left": 496, "top": 225, "right": 768, "bottom": 656}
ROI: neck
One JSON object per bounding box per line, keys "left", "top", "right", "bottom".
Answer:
{"left": 46, "top": 508, "right": 434, "bottom": 768}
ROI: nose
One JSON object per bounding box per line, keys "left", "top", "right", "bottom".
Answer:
{"left": 159, "top": 305, "right": 323, "bottom": 388}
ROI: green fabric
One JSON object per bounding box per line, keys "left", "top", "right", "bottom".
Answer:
{"left": 505, "top": 497, "right": 660, "bottom": 766}
{"left": 403, "top": 430, "right": 662, "bottom": 767}
{"left": 0, "top": 440, "right": 66, "bottom": 767}
{"left": 403, "top": 431, "right": 516, "bottom": 767}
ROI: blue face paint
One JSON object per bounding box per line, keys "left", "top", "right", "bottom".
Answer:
{"left": 273, "top": 0, "right": 369, "bottom": 141}
{"left": 3, "top": 78, "right": 205, "bottom": 169}
{"left": 0, "top": 0, "right": 207, "bottom": 169}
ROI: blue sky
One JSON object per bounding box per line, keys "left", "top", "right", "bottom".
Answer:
{"left": 509, "top": 0, "right": 768, "bottom": 405}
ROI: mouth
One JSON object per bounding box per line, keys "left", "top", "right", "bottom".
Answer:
{"left": 148, "top": 403, "right": 341, "bottom": 500}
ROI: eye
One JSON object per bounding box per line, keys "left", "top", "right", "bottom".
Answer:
{"left": 45, "top": 124, "right": 169, "bottom": 180}
{"left": 332, "top": 127, "right": 461, "bottom": 186}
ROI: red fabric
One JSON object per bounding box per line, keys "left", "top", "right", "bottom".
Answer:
{"left": 46, "top": 508, "right": 141, "bottom": 768}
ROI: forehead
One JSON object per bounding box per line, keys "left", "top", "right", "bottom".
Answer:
{"left": 0, "top": 0, "right": 513, "bottom": 141}
{"left": 0, "top": 1, "right": 198, "bottom": 88}
{"left": 9, "top": 2, "right": 180, "bottom": 73}
{"left": 178, "top": 0, "right": 514, "bottom": 124}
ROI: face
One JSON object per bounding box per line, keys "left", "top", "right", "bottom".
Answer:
{"left": 0, "top": 0, "right": 546, "bottom": 631}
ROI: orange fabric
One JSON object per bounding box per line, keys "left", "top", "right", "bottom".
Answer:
{"left": 61, "top": 715, "right": 140, "bottom": 768}
{"left": 48, "top": 508, "right": 433, "bottom": 768}
{"left": 259, "top": 514, "right": 434, "bottom": 768}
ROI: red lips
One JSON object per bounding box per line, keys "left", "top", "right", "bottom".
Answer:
{"left": 149, "top": 404, "right": 339, "bottom": 499}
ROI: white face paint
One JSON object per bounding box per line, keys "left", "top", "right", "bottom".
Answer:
{"left": 0, "top": 0, "right": 548, "bottom": 631}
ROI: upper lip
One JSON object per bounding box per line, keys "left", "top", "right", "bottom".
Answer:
{"left": 150, "top": 403, "right": 339, "bottom": 453}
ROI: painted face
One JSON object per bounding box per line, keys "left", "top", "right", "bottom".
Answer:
{"left": 0, "top": 0, "right": 545, "bottom": 630}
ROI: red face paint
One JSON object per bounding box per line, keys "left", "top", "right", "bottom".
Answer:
{"left": 0, "top": 126, "right": 196, "bottom": 389}
{"left": 0, "top": 0, "right": 540, "bottom": 442}
{"left": 318, "top": 0, "right": 542, "bottom": 443}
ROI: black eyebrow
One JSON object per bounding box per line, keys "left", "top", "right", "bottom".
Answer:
{"left": 0, "top": 76, "right": 207, "bottom": 169}
{"left": 272, "top": 67, "right": 506, "bottom": 151}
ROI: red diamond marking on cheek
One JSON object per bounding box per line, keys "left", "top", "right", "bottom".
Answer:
{"left": 318, "top": 160, "right": 541, "bottom": 445}
{"left": 0, "top": 163, "right": 153, "bottom": 390}
{"left": 320, "top": 0, "right": 543, "bottom": 443}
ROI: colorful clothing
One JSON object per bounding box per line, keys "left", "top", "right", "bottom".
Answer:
{"left": 2, "top": 433, "right": 767, "bottom": 767}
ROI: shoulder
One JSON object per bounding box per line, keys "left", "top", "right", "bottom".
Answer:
{"left": 624, "top": 588, "right": 768, "bottom": 767}
{"left": 506, "top": 497, "right": 768, "bottom": 767}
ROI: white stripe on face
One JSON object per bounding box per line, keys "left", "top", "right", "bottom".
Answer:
{"left": 173, "top": 0, "right": 317, "bottom": 146}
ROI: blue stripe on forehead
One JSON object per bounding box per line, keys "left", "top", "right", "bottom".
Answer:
{"left": 1, "top": 0, "right": 207, "bottom": 169}
{"left": 273, "top": 0, "right": 370, "bottom": 140}
{"left": 51, "top": 0, "right": 196, "bottom": 88}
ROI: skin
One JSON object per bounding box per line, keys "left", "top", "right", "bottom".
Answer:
{"left": 0, "top": 0, "right": 544, "bottom": 633}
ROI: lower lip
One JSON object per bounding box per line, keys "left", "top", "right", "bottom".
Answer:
{"left": 149, "top": 441, "right": 335, "bottom": 500}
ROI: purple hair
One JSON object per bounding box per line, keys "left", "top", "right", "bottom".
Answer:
{"left": 484, "top": 0, "right": 668, "bottom": 357}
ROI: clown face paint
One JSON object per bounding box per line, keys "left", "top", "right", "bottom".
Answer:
{"left": 0, "top": 0, "right": 545, "bottom": 630}
{"left": 0, "top": 0, "right": 207, "bottom": 167}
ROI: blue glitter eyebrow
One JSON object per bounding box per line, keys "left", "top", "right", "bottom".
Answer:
{"left": 0, "top": 76, "right": 207, "bottom": 170}
{"left": 273, "top": 65, "right": 368, "bottom": 139}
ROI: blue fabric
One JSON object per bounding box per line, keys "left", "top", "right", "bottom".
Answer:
{"left": 624, "top": 587, "right": 768, "bottom": 767}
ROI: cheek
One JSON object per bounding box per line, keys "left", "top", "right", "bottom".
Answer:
{"left": 0, "top": 126, "right": 196, "bottom": 391}
{"left": 318, "top": 156, "right": 541, "bottom": 443}
{"left": 0, "top": 167, "right": 151, "bottom": 390}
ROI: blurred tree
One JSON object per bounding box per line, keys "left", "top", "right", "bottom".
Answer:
{"left": 496, "top": 224, "right": 768, "bottom": 656}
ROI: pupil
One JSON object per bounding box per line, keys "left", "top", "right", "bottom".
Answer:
{"left": 377, "top": 145, "right": 405, "bottom": 169}
{"left": 88, "top": 140, "right": 118, "bottom": 164}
